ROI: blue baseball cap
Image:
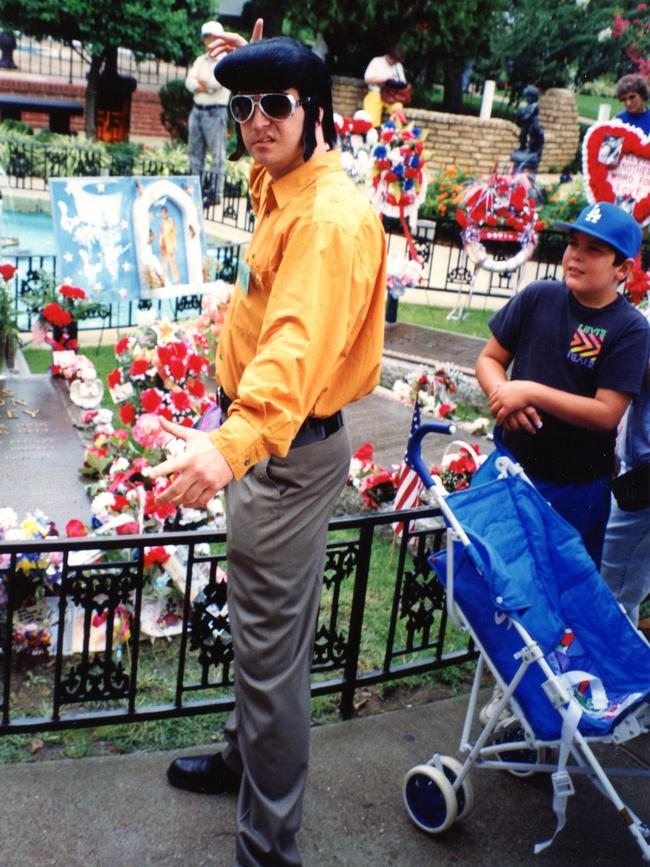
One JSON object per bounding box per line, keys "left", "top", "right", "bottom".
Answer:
{"left": 555, "top": 201, "right": 642, "bottom": 261}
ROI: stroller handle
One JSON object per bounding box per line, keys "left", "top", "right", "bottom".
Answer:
{"left": 407, "top": 421, "right": 455, "bottom": 489}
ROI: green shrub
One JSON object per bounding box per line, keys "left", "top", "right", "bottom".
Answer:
{"left": 538, "top": 180, "right": 588, "bottom": 224}
{"left": 0, "top": 118, "right": 33, "bottom": 135}
{"left": 419, "top": 165, "right": 472, "bottom": 221}
{"left": 159, "top": 79, "right": 193, "bottom": 143}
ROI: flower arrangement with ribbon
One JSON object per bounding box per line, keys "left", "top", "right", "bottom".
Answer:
{"left": 430, "top": 442, "right": 486, "bottom": 493}
{"left": 455, "top": 170, "right": 545, "bottom": 274}
{"left": 107, "top": 320, "right": 213, "bottom": 430}
{"left": 391, "top": 365, "right": 459, "bottom": 420}
{"left": 386, "top": 254, "right": 423, "bottom": 300}
{"left": 370, "top": 111, "right": 427, "bottom": 260}
{"left": 348, "top": 443, "right": 399, "bottom": 509}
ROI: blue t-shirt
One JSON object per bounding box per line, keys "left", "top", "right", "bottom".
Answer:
{"left": 488, "top": 280, "right": 650, "bottom": 483}
{"left": 616, "top": 109, "right": 650, "bottom": 136}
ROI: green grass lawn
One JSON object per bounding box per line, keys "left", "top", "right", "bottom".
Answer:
{"left": 575, "top": 92, "right": 620, "bottom": 120}
{"left": 396, "top": 301, "right": 492, "bottom": 339}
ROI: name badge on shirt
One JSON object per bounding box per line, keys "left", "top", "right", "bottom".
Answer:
{"left": 237, "top": 258, "right": 251, "bottom": 296}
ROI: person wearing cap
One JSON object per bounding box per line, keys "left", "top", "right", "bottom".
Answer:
{"left": 362, "top": 45, "right": 410, "bottom": 127}
{"left": 476, "top": 201, "right": 650, "bottom": 568}
{"left": 150, "top": 29, "right": 387, "bottom": 867}
{"left": 615, "top": 73, "right": 650, "bottom": 136}
{"left": 185, "top": 20, "right": 230, "bottom": 204}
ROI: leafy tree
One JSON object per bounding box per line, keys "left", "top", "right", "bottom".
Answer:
{"left": 480, "top": 0, "right": 623, "bottom": 100}
{"left": 287, "top": 0, "right": 506, "bottom": 112}
{"left": 0, "top": 0, "right": 212, "bottom": 138}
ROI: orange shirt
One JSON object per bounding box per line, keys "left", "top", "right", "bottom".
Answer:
{"left": 210, "top": 150, "right": 386, "bottom": 479}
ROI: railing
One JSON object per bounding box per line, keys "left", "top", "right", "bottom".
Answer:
{"left": 0, "top": 508, "right": 474, "bottom": 734}
{"left": 6, "top": 34, "right": 188, "bottom": 88}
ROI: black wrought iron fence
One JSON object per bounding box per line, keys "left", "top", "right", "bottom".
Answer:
{"left": 7, "top": 34, "right": 187, "bottom": 87}
{"left": 0, "top": 508, "right": 473, "bottom": 735}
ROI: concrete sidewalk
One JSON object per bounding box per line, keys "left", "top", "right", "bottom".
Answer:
{"left": 1, "top": 693, "right": 647, "bottom": 866}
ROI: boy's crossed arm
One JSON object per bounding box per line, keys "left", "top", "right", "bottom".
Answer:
{"left": 476, "top": 337, "right": 633, "bottom": 435}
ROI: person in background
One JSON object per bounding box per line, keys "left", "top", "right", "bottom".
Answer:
{"left": 152, "top": 24, "right": 387, "bottom": 867}
{"left": 363, "top": 45, "right": 410, "bottom": 127}
{"left": 185, "top": 20, "right": 230, "bottom": 205}
{"left": 616, "top": 73, "right": 650, "bottom": 135}
{"left": 601, "top": 304, "right": 650, "bottom": 628}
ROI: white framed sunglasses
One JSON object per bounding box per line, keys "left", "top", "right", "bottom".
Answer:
{"left": 229, "top": 92, "right": 312, "bottom": 124}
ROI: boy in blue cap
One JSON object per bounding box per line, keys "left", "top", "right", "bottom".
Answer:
{"left": 476, "top": 201, "right": 650, "bottom": 568}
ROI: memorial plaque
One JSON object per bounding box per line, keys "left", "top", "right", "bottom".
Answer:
{"left": 0, "top": 374, "right": 92, "bottom": 532}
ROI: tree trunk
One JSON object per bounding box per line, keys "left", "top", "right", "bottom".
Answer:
{"left": 443, "top": 58, "right": 465, "bottom": 114}
{"left": 84, "top": 52, "right": 104, "bottom": 140}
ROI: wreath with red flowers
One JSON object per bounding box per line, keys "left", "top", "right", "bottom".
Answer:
{"left": 455, "top": 172, "right": 544, "bottom": 273}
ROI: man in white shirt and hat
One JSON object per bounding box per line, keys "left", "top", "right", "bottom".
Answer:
{"left": 185, "top": 20, "right": 230, "bottom": 204}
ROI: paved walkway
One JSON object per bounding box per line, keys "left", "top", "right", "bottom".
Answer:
{"left": 1, "top": 693, "right": 647, "bottom": 866}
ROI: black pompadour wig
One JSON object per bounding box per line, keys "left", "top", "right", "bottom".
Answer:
{"left": 214, "top": 37, "right": 337, "bottom": 162}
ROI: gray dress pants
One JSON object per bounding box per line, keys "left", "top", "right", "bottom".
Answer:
{"left": 222, "top": 423, "right": 352, "bottom": 866}
{"left": 188, "top": 105, "right": 228, "bottom": 199}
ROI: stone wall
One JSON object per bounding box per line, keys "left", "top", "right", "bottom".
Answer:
{"left": 331, "top": 75, "right": 367, "bottom": 119}
{"left": 331, "top": 77, "right": 580, "bottom": 176}
{"left": 538, "top": 88, "right": 580, "bottom": 172}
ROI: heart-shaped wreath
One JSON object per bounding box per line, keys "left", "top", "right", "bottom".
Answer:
{"left": 582, "top": 120, "right": 650, "bottom": 227}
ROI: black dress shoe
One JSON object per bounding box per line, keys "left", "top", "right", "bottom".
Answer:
{"left": 167, "top": 752, "right": 241, "bottom": 795}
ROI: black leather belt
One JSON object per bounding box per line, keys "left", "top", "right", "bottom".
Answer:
{"left": 193, "top": 103, "right": 226, "bottom": 111}
{"left": 217, "top": 388, "right": 343, "bottom": 450}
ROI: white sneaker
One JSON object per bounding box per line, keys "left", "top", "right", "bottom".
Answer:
{"left": 479, "top": 684, "right": 516, "bottom": 727}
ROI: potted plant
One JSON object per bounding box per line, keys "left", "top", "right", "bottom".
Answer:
{"left": 0, "top": 262, "right": 19, "bottom": 372}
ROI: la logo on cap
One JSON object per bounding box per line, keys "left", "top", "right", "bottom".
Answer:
{"left": 585, "top": 204, "right": 602, "bottom": 224}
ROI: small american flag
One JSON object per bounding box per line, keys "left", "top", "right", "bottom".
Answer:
{"left": 393, "top": 399, "right": 424, "bottom": 539}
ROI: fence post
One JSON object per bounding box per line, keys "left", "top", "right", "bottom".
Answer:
{"left": 339, "top": 523, "right": 374, "bottom": 719}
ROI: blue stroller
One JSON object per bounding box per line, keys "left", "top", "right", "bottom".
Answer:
{"left": 402, "top": 422, "right": 650, "bottom": 860}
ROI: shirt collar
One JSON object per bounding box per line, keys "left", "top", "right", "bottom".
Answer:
{"left": 269, "top": 150, "right": 342, "bottom": 211}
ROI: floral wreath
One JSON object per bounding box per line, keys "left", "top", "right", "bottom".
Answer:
{"left": 370, "top": 111, "right": 427, "bottom": 260}
{"left": 455, "top": 171, "right": 544, "bottom": 273}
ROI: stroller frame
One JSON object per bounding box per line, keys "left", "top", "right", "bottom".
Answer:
{"left": 402, "top": 422, "right": 650, "bottom": 860}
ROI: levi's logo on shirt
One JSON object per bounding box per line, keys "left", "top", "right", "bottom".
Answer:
{"left": 567, "top": 323, "right": 606, "bottom": 368}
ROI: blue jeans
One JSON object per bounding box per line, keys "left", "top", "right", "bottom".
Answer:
{"left": 600, "top": 498, "right": 650, "bottom": 625}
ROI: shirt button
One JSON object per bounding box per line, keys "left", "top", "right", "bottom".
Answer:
{"left": 244, "top": 459, "right": 250, "bottom": 467}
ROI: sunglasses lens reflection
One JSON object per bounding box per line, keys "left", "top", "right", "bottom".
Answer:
{"left": 230, "top": 94, "right": 295, "bottom": 123}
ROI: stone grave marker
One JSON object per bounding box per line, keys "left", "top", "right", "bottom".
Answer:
{"left": 0, "top": 374, "right": 92, "bottom": 531}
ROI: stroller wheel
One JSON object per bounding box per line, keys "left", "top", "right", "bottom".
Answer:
{"left": 403, "top": 763, "right": 458, "bottom": 833}
{"left": 437, "top": 756, "right": 475, "bottom": 820}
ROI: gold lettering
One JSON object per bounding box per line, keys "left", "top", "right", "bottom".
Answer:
{"left": 22, "top": 409, "right": 40, "bottom": 419}
{"left": 5, "top": 410, "right": 18, "bottom": 419}
{"left": 11, "top": 399, "right": 28, "bottom": 407}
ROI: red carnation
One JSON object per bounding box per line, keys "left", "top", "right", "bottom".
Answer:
{"left": 187, "top": 377, "right": 206, "bottom": 398}
{"left": 144, "top": 546, "right": 171, "bottom": 568}
{"left": 0, "top": 263, "right": 17, "bottom": 281}
{"left": 42, "top": 302, "right": 72, "bottom": 327}
{"left": 354, "top": 442, "right": 374, "bottom": 462}
{"left": 171, "top": 390, "right": 191, "bottom": 411}
{"left": 107, "top": 368, "right": 122, "bottom": 389}
{"left": 130, "top": 359, "right": 149, "bottom": 377}
{"left": 141, "top": 388, "right": 163, "bottom": 412}
{"left": 116, "top": 521, "right": 140, "bottom": 535}
{"left": 65, "top": 519, "right": 88, "bottom": 537}
{"left": 119, "top": 402, "right": 136, "bottom": 425}
{"left": 168, "top": 358, "right": 187, "bottom": 380}
{"left": 115, "top": 337, "right": 130, "bottom": 355}
{"left": 58, "top": 284, "right": 86, "bottom": 300}
{"left": 187, "top": 353, "right": 208, "bottom": 375}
